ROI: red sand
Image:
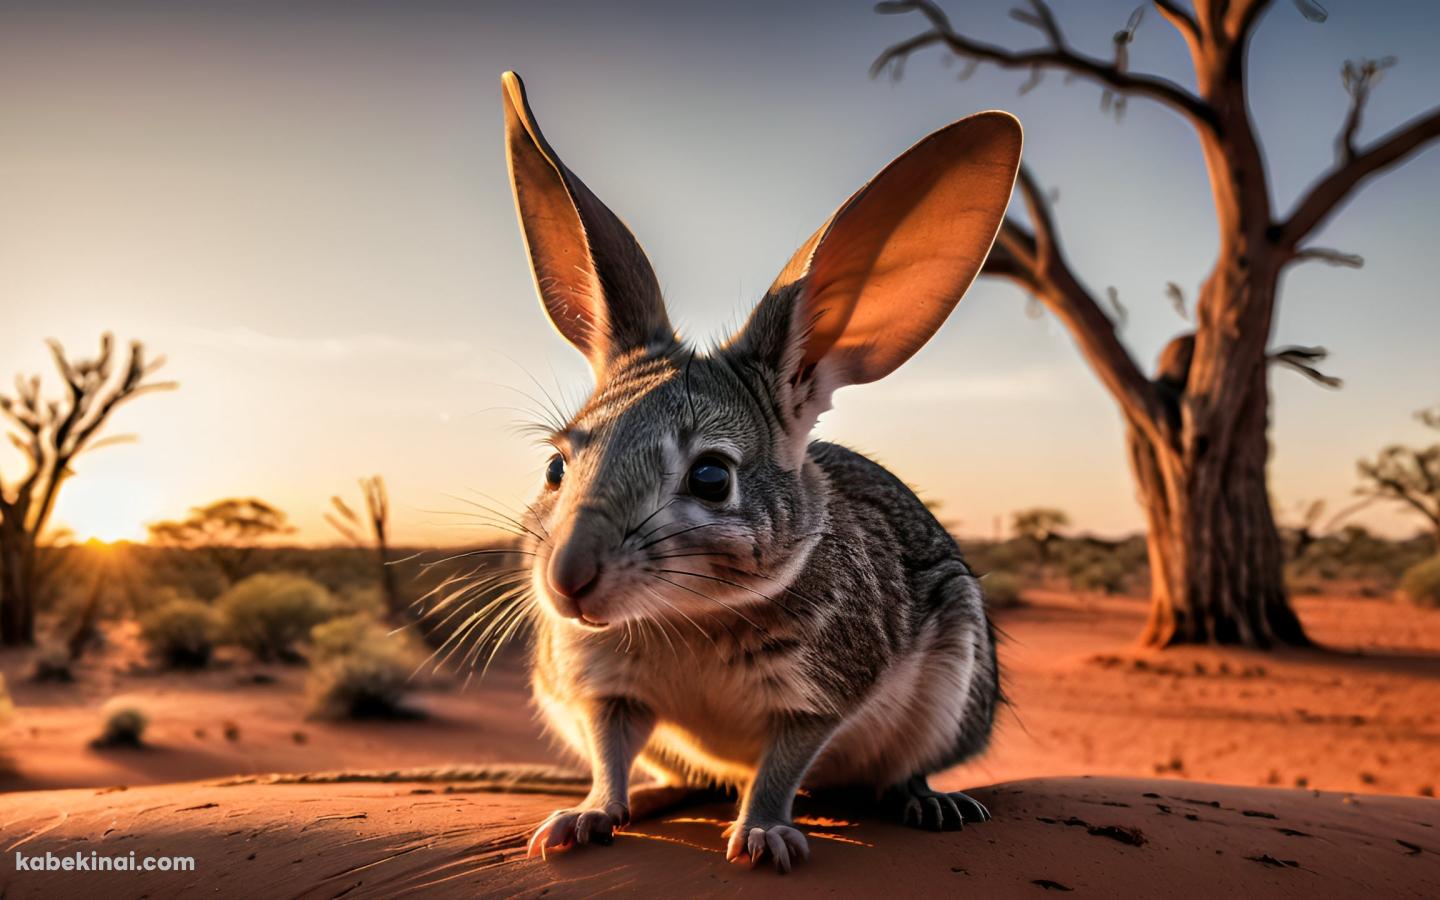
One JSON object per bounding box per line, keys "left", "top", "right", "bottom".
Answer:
{"left": 1, "top": 775, "right": 1435, "bottom": 897}
{"left": 1, "top": 591, "right": 1437, "bottom": 896}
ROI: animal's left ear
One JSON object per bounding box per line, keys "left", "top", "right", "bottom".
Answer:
{"left": 730, "top": 111, "right": 1021, "bottom": 435}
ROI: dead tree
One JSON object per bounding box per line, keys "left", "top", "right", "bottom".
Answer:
{"left": 1356, "top": 407, "right": 1440, "bottom": 550}
{"left": 873, "top": 0, "right": 1440, "bottom": 647}
{"left": 0, "top": 335, "right": 174, "bottom": 646}
{"left": 327, "top": 476, "right": 404, "bottom": 621}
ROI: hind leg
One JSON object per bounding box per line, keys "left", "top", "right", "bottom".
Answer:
{"left": 887, "top": 774, "right": 991, "bottom": 831}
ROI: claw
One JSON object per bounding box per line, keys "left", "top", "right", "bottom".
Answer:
{"left": 937, "top": 793, "right": 964, "bottom": 830}
{"left": 893, "top": 779, "right": 992, "bottom": 831}
{"left": 727, "top": 821, "right": 811, "bottom": 874}
{"left": 527, "top": 803, "right": 627, "bottom": 860}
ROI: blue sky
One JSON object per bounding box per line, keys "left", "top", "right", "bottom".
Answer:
{"left": 1, "top": 0, "right": 1437, "bottom": 543}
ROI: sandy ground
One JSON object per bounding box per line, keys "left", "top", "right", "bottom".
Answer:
{"left": 1, "top": 774, "right": 1435, "bottom": 897}
{"left": 1, "top": 591, "right": 1438, "bottom": 896}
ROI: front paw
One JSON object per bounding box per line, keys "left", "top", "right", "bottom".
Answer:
{"left": 526, "top": 800, "right": 629, "bottom": 859}
{"left": 724, "top": 820, "right": 811, "bottom": 874}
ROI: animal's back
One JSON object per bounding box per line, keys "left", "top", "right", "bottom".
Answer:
{"left": 799, "top": 441, "right": 1000, "bottom": 787}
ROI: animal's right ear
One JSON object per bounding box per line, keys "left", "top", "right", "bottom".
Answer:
{"left": 502, "top": 72, "right": 673, "bottom": 379}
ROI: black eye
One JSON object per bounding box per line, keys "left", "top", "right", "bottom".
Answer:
{"left": 545, "top": 453, "right": 565, "bottom": 490}
{"left": 686, "top": 456, "right": 731, "bottom": 502}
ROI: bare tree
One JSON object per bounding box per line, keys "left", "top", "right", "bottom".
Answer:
{"left": 147, "top": 498, "right": 294, "bottom": 584}
{"left": 873, "top": 0, "right": 1440, "bottom": 647}
{"left": 326, "top": 476, "right": 404, "bottom": 621}
{"left": 0, "top": 335, "right": 173, "bottom": 646}
{"left": 1356, "top": 408, "right": 1440, "bottom": 550}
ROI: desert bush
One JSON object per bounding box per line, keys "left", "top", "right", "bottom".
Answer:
{"left": 139, "top": 596, "right": 220, "bottom": 668}
{"left": 1291, "top": 526, "right": 1431, "bottom": 591}
{"left": 334, "top": 583, "right": 387, "bottom": 619}
{"left": 307, "top": 615, "right": 421, "bottom": 719}
{"left": 1399, "top": 557, "right": 1440, "bottom": 608}
{"left": 217, "top": 573, "right": 335, "bottom": 662}
{"left": 28, "top": 642, "right": 74, "bottom": 683}
{"left": 982, "top": 572, "right": 1025, "bottom": 609}
{"left": 1063, "top": 549, "right": 1129, "bottom": 596}
{"left": 93, "top": 704, "right": 148, "bottom": 748}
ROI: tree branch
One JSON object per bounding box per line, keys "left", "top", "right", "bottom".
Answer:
{"left": 1288, "top": 246, "right": 1363, "bottom": 269}
{"left": 1281, "top": 103, "right": 1440, "bottom": 247}
{"left": 984, "top": 165, "right": 1163, "bottom": 442}
{"left": 872, "top": 0, "right": 1217, "bottom": 132}
{"left": 1153, "top": 0, "right": 1202, "bottom": 54}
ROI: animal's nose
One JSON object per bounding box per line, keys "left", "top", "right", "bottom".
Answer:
{"left": 546, "top": 542, "right": 601, "bottom": 611}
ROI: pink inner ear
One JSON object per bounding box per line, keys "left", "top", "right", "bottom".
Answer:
{"left": 501, "top": 72, "right": 670, "bottom": 377}
{"left": 791, "top": 111, "right": 1023, "bottom": 385}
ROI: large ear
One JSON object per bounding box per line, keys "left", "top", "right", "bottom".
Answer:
{"left": 501, "top": 72, "right": 673, "bottom": 378}
{"left": 730, "top": 111, "right": 1021, "bottom": 440}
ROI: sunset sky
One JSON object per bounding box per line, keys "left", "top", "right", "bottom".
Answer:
{"left": 2, "top": 0, "right": 1438, "bottom": 545}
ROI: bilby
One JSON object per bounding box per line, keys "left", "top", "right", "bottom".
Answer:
{"left": 497, "top": 71, "right": 1020, "bottom": 872}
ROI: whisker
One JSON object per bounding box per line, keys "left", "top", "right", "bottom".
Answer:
{"left": 648, "top": 549, "right": 735, "bottom": 563}
{"left": 478, "top": 594, "right": 537, "bottom": 678}
{"left": 415, "top": 546, "right": 534, "bottom": 574}
{"left": 626, "top": 497, "right": 679, "bottom": 543}
{"left": 638, "top": 522, "right": 724, "bottom": 552}
{"left": 654, "top": 567, "right": 805, "bottom": 620}
{"left": 467, "top": 488, "right": 552, "bottom": 541}
{"left": 640, "top": 584, "right": 708, "bottom": 654}
{"left": 442, "top": 493, "right": 549, "bottom": 545}
{"left": 646, "top": 571, "right": 762, "bottom": 631}
{"left": 718, "top": 563, "right": 827, "bottom": 613}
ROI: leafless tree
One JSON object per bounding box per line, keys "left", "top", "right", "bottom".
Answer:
{"left": 873, "top": 0, "right": 1440, "bottom": 647}
{"left": 327, "top": 476, "right": 404, "bottom": 621}
{"left": 0, "top": 335, "right": 173, "bottom": 646}
{"left": 1356, "top": 408, "right": 1440, "bottom": 550}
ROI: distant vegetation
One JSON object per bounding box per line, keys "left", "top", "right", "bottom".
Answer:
{"left": 1400, "top": 557, "right": 1440, "bottom": 609}
{"left": 217, "top": 573, "right": 335, "bottom": 663}
{"left": 92, "top": 704, "right": 148, "bottom": 749}
{"left": 307, "top": 615, "right": 423, "bottom": 719}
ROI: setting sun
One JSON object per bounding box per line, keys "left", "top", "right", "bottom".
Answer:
{"left": 53, "top": 478, "right": 160, "bottom": 544}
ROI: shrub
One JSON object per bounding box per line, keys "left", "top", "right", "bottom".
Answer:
{"left": 1067, "top": 555, "right": 1129, "bottom": 596}
{"left": 217, "top": 573, "right": 335, "bottom": 662}
{"left": 139, "top": 597, "right": 220, "bottom": 668}
{"left": 982, "top": 572, "right": 1025, "bottom": 609}
{"left": 93, "top": 705, "right": 148, "bottom": 748}
{"left": 28, "top": 642, "right": 74, "bottom": 683}
{"left": 1399, "top": 556, "right": 1440, "bottom": 608}
{"left": 334, "top": 584, "right": 387, "bottom": 619}
{"left": 307, "top": 615, "right": 420, "bottom": 719}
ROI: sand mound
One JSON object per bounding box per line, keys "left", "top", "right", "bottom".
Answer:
{"left": 2, "top": 772, "right": 1436, "bottom": 898}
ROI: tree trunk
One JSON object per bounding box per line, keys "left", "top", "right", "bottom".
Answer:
{"left": 376, "top": 540, "right": 405, "bottom": 622}
{"left": 1129, "top": 367, "right": 1308, "bottom": 649}
{"left": 0, "top": 526, "right": 36, "bottom": 646}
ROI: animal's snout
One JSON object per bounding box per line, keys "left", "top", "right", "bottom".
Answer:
{"left": 547, "top": 547, "right": 600, "bottom": 606}
{"left": 545, "top": 516, "right": 609, "bottom": 623}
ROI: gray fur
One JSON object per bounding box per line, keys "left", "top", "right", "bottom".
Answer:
{"left": 499, "top": 71, "right": 1018, "bottom": 870}
{"left": 521, "top": 332, "right": 1000, "bottom": 863}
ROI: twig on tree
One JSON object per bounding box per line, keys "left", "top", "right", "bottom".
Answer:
{"left": 1282, "top": 59, "right": 1440, "bottom": 247}
{"left": 1268, "top": 345, "right": 1342, "bottom": 389}
{"left": 872, "top": 0, "right": 1217, "bottom": 131}
{"left": 1291, "top": 247, "right": 1364, "bottom": 268}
